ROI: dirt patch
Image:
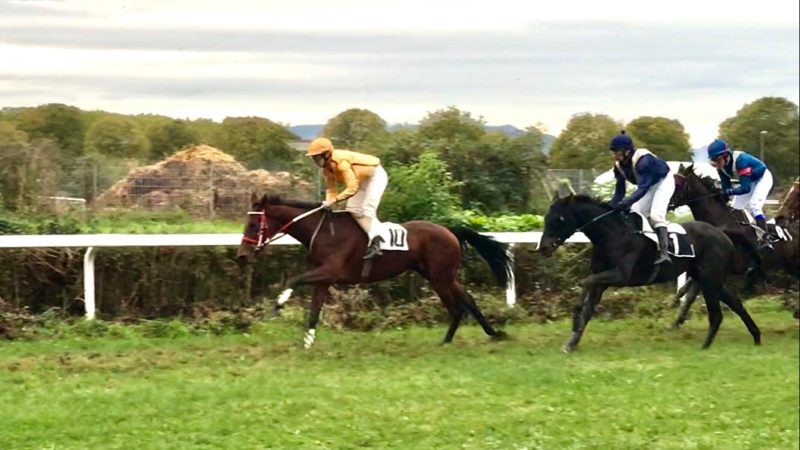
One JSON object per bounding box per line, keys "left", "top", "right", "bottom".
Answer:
{"left": 94, "top": 145, "right": 313, "bottom": 217}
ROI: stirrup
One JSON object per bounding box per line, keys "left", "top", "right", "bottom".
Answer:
{"left": 654, "top": 253, "right": 671, "bottom": 265}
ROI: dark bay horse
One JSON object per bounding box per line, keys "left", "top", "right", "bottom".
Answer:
{"left": 669, "top": 165, "right": 799, "bottom": 327}
{"left": 775, "top": 177, "right": 800, "bottom": 226}
{"left": 237, "top": 194, "right": 512, "bottom": 348}
{"left": 538, "top": 193, "right": 760, "bottom": 351}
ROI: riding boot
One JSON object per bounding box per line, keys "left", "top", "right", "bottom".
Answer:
{"left": 363, "top": 236, "right": 384, "bottom": 260}
{"left": 755, "top": 217, "right": 774, "bottom": 250}
{"left": 653, "top": 226, "right": 672, "bottom": 265}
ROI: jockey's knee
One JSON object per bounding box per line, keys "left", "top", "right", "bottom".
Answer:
{"left": 650, "top": 213, "right": 667, "bottom": 228}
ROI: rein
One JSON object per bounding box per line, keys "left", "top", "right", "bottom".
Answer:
{"left": 242, "top": 205, "right": 326, "bottom": 251}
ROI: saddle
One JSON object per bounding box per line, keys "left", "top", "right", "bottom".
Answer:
{"left": 732, "top": 209, "right": 793, "bottom": 243}
{"left": 628, "top": 212, "right": 696, "bottom": 258}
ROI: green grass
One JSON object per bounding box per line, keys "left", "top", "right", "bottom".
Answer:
{"left": 0, "top": 299, "right": 797, "bottom": 449}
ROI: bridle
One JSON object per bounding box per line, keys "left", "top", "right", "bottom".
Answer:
{"left": 241, "top": 205, "right": 326, "bottom": 251}
{"left": 541, "top": 208, "right": 620, "bottom": 251}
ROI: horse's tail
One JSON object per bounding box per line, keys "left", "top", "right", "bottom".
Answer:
{"left": 448, "top": 226, "right": 512, "bottom": 288}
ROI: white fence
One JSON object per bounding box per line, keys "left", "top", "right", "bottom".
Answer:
{"left": 0, "top": 232, "right": 689, "bottom": 320}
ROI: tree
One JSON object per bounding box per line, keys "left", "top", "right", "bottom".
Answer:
{"left": 625, "top": 116, "right": 691, "bottom": 161}
{"left": 0, "top": 125, "right": 62, "bottom": 210}
{"left": 380, "top": 152, "right": 462, "bottom": 223}
{"left": 549, "top": 113, "right": 621, "bottom": 170}
{"left": 211, "top": 117, "right": 298, "bottom": 169}
{"left": 417, "top": 106, "right": 485, "bottom": 142}
{"left": 146, "top": 119, "right": 199, "bottom": 160}
{"left": 84, "top": 115, "right": 150, "bottom": 159}
{"left": 15, "top": 103, "right": 86, "bottom": 159}
{"left": 718, "top": 97, "right": 800, "bottom": 187}
{"left": 323, "top": 108, "right": 388, "bottom": 150}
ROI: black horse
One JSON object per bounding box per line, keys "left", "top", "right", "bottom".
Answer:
{"left": 538, "top": 193, "right": 760, "bottom": 351}
{"left": 669, "top": 165, "right": 799, "bottom": 327}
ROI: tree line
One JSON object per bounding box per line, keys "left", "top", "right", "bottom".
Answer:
{"left": 0, "top": 97, "right": 797, "bottom": 221}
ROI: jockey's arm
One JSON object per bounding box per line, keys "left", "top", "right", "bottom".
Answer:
{"left": 333, "top": 160, "right": 360, "bottom": 203}
{"left": 323, "top": 171, "right": 338, "bottom": 203}
{"left": 620, "top": 156, "right": 659, "bottom": 206}
{"left": 718, "top": 171, "right": 732, "bottom": 191}
{"left": 611, "top": 167, "right": 626, "bottom": 205}
{"left": 726, "top": 174, "right": 752, "bottom": 196}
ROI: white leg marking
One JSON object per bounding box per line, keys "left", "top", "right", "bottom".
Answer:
{"left": 303, "top": 328, "right": 316, "bottom": 349}
{"left": 277, "top": 288, "right": 294, "bottom": 306}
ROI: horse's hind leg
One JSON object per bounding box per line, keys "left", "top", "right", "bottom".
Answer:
{"left": 432, "top": 283, "right": 465, "bottom": 344}
{"left": 718, "top": 287, "right": 761, "bottom": 345}
{"left": 699, "top": 290, "right": 723, "bottom": 349}
{"left": 672, "top": 281, "right": 702, "bottom": 330}
{"left": 454, "top": 283, "right": 506, "bottom": 339}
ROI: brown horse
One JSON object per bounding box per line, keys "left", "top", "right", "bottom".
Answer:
{"left": 237, "top": 194, "right": 512, "bottom": 348}
{"left": 669, "top": 165, "right": 799, "bottom": 327}
{"left": 775, "top": 177, "right": 800, "bottom": 226}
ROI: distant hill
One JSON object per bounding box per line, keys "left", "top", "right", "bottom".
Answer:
{"left": 287, "top": 125, "right": 324, "bottom": 141}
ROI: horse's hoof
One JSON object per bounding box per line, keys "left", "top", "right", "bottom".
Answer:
{"left": 491, "top": 330, "right": 510, "bottom": 341}
{"left": 561, "top": 344, "right": 575, "bottom": 354}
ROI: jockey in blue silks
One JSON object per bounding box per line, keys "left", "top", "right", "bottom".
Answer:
{"left": 707, "top": 138, "right": 774, "bottom": 249}
{"left": 609, "top": 130, "right": 675, "bottom": 265}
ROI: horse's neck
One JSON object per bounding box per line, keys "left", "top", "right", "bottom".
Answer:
{"left": 270, "top": 206, "right": 319, "bottom": 247}
{"left": 575, "top": 206, "right": 622, "bottom": 245}
{"left": 688, "top": 197, "right": 733, "bottom": 225}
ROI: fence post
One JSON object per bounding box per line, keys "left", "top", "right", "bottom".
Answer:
{"left": 208, "top": 162, "right": 215, "bottom": 219}
{"left": 83, "top": 247, "right": 97, "bottom": 320}
{"left": 506, "top": 243, "right": 516, "bottom": 307}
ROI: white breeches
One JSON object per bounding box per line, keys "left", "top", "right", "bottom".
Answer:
{"left": 731, "top": 169, "right": 773, "bottom": 218}
{"left": 631, "top": 174, "right": 675, "bottom": 228}
{"left": 346, "top": 165, "right": 387, "bottom": 238}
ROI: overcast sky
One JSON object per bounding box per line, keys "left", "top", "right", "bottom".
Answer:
{"left": 1, "top": 0, "right": 798, "bottom": 147}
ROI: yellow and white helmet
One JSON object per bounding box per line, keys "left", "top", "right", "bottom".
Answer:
{"left": 306, "top": 137, "right": 334, "bottom": 157}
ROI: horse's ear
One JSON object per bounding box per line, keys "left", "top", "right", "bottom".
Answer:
{"left": 250, "top": 192, "right": 259, "bottom": 205}
{"left": 678, "top": 163, "right": 685, "bottom": 171}
{"left": 552, "top": 191, "right": 561, "bottom": 202}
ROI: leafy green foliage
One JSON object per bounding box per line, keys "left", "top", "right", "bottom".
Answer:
{"left": 719, "top": 97, "right": 800, "bottom": 187}
{"left": 14, "top": 103, "right": 86, "bottom": 159}
{"left": 549, "top": 113, "right": 622, "bottom": 170}
{"left": 145, "top": 118, "right": 199, "bottom": 160}
{"left": 84, "top": 115, "right": 150, "bottom": 159}
{"left": 380, "top": 152, "right": 463, "bottom": 223}
{"left": 626, "top": 116, "right": 692, "bottom": 160}
{"left": 322, "top": 108, "right": 388, "bottom": 150}
{"left": 211, "top": 116, "right": 298, "bottom": 170}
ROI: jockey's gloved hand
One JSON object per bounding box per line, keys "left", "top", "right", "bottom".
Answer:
{"left": 612, "top": 201, "right": 631, "bottom": 212}
{"left": 321, "top": 200, "right": 334, "bottom": 208}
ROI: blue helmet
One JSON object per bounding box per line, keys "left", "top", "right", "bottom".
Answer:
{"left": 707, "top": 139, "right": 730, "bottom": 160}
{"left": 609, "top": 131, "right": 634, "bottom": 151}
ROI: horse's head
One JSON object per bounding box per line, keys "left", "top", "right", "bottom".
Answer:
{"left": 776, "top": 177, "right": 800, "bottom": 225}
{"left": 237, "top": 193, "right": 288, "bottom": 260}
{"left": 540, "top": 193, "right": 607, "bottom": 256}
{"left": 670, "top": 163, "right": 727, "bottom": 210}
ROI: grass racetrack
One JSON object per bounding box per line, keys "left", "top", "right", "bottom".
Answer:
{"left": 0, "top": 298, "right": 797, "bottom": 449}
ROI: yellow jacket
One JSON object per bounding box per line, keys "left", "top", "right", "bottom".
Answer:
{"left": 322, "top": 149, "right": 381, "bottom": 203}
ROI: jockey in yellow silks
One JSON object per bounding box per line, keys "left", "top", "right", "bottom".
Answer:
{"left": 306, "top": 137, "right": 388, "bottom": 259}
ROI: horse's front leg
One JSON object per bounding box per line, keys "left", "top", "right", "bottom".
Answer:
{"left": 304, "top": 283, "right": 331, "bottom": 349}
{"left": 562, "top": 269, "right": 620, "bottom": 353}
{"left": 273, "top": 265, "right": 336, "bottom": 314}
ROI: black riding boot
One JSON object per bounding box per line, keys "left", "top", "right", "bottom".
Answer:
{"left": 755, "top": 217, "right": 773, "bottom": 250}
{"left": 363, "top": 236, "right": 384, "bottom": 260}
{"left": 653, "top": 226, "right": 672, "bottom": 265}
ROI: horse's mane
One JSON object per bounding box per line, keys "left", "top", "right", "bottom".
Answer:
{"left": 679, "top": 164, "right": 728, "bottom": 207}
{"left": 262, "top": 194, "right": 320, "bottom": 210}
{"left": 559, "top": 193, "right": 611, "bottom": 209}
